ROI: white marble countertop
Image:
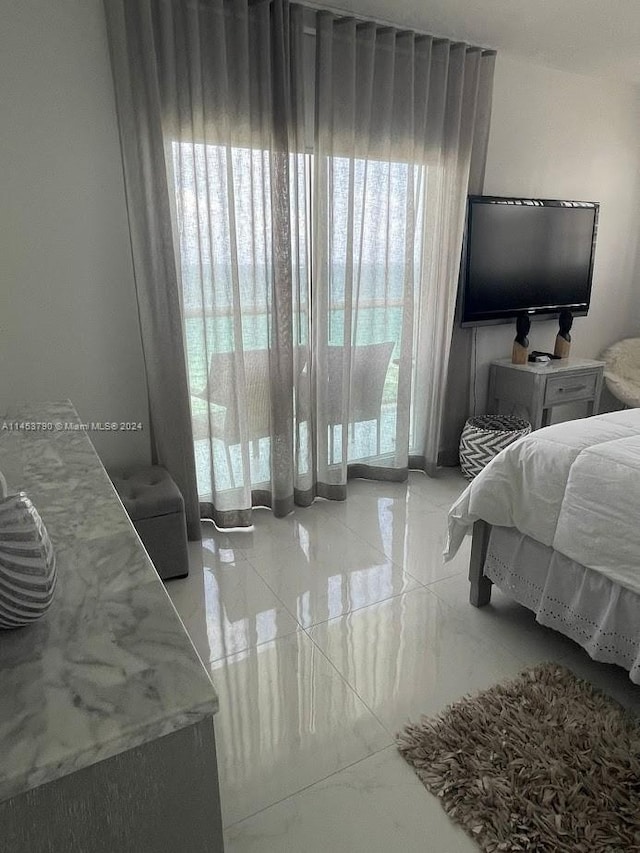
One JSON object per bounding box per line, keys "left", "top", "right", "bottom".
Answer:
{"left": 0, "top": 401, "right": 218, "bottom": 803}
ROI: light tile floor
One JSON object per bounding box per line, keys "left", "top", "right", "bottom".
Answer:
{"left": 167, "top": 468, "right": 640, "bottom": 853}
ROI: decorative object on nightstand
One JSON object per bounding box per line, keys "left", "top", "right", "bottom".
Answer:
{"left": 0, "top": 471, "right": 57, "bottom": 629}
{"left": 459, "top": 415, "right": 531, "bottom": 479}
{"left": 512, "top": 314, "right": 530, "bottom": 365}
{"left": 554, "top": 309, "right": 573, "bottom": 358}
{"left": 110, "top": 465, "right": 189, "bottom": 581}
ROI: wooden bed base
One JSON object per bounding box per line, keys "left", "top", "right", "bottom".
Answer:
{"left": 469, "top": 520, "right": 493, "bottom": 607}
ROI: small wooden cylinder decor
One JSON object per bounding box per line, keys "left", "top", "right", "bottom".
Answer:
{"left": 512, "top": 314, "right": 531, "bottom": 364}
{"left": 0, "top": 470, "right": 57, "bottom": 629}
{"left": 554, "top": 309, "right": 573, "bottom": 358}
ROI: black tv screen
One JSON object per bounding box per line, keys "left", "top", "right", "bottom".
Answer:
{"left": 461, "top": 197, "right": 599, "bottom": 325}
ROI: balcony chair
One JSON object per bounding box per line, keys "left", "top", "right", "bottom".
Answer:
{"left": 191, "top": 342, "right": 395, "bottom": 483}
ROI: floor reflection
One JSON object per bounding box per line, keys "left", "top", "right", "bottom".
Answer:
{"left": 173, "top": 474, "right": 469, "bottom": 665}
{"left": 166, "top": 470, "right": 634, "bottom": 848}
{"left": 209, "top": 630, "right": 391, "bottom": 826}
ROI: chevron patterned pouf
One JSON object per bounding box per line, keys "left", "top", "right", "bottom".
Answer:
{"left": 459, "top": 415, "right": 531, "bottom": 480}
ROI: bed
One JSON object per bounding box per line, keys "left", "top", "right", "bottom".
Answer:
{"left": 445, "top": 409, "right": 640, "bottom": 685}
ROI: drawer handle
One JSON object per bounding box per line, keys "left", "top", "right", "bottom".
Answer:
{"left": 557, "top": 384, "right": 587, "bottom": 393}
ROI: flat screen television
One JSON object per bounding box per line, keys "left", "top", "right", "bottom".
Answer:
{"left": 461, "top": 196, "right": 599, "bottom": 326}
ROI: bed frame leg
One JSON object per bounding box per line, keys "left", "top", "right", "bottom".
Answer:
{"left": 469, "top": 520, "right": 492, "bottom": 607}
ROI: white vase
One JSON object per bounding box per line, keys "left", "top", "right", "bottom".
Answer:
{"left": 0, "top": 470, "right": 57, "bottom": 629}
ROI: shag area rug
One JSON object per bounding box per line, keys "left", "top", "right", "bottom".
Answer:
{"left": 396, "top": 663, "right": 640, "bottom": 852}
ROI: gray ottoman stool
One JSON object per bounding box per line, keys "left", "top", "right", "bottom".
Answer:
{"left": 110, "top": 465, "right": 189, "bottom": 581}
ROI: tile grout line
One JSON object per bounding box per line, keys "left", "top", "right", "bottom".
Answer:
{"left": 235, "top": 524, "right": 420, "bottom": 632}
{"left": 222, "top": 742, "right": 398, "bottom": 833}
{"left": 315, "top": 488, "right": 466, "bottom": 583}
{"left": 301, "top": 617, "right": 403, "bottom": 740}
{"left": 213, "top": 536, "right": 406, "bottom": 739}
{"left": 207, "top": 500, "right": 471, "bottom": 667}
{"left": 295, "top": 583, "right": 428, "bottom": 634}
{"left": 239, "top": 551, "right": 306, "bottom": 629}
{"left": 177, "top": 544, "right": 304, "bottom": 667}
{"left": 426, "top": 578, "right": 571, "bottom": 670}
{"left": 206, "top": 507, "right": 467, "bottom": 664}
{"left": 205, "top": 622, "right": 302, "bottom": 668}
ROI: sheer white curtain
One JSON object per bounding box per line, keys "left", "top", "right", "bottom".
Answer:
{"left": 160, "top": 0, "right": 314, "bottom": 526}
{"left": 313, "top": 15, "right": 495, "bottom": 479}
{"left": 105, "top": 0, "right": 495, "bottom": 527}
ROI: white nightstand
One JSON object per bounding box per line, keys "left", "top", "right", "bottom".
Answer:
{"left": 487, "top": 357, "right": 605, "bottom": 429}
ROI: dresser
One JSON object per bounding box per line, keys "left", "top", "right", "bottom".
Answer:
{"left": 0, "top": 402, "right": 223, "bottom": 852}
{"left": 487, "top": 357, "right": 605, "bottom": 429}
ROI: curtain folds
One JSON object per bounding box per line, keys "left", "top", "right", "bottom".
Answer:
{"left": 440, "top": 50, "right": 496, "bottom": 466}
{"left": 104, "top": 0, "right": 496, "bottom": 528}
{"left": 104, "top": 0, "right": 201, "bottom": 538}
{"left": 313, "top": 19, "right": 496, "bottom": 481}
{"left": 163, "top": 0, "right": 312, "bottom": 526}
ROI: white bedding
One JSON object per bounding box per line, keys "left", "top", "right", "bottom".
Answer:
{"left": 446, "top": 409, "right": 640, "bottom": 595}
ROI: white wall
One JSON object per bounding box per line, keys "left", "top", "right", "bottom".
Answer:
{"left": 0, "top": 0, "right": 150, "bottom": 467}
{"left": 474, "top": 54, "right": 640, "bottom": 416}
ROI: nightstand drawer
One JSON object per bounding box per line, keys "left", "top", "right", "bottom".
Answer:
{"left": 544, "top": 371, "right": 599, "bottom": 406}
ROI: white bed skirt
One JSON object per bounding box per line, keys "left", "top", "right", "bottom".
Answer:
{"left": 485, "top": 526, "right": 640, "bottom": 686}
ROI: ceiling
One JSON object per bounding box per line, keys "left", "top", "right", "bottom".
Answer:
{"left": 328, "top": 0, "right": 640, "bottom": 84}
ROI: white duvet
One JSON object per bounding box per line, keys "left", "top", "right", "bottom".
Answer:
{"left": 446, "top": 409, "right": 640, "bottom": 595}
